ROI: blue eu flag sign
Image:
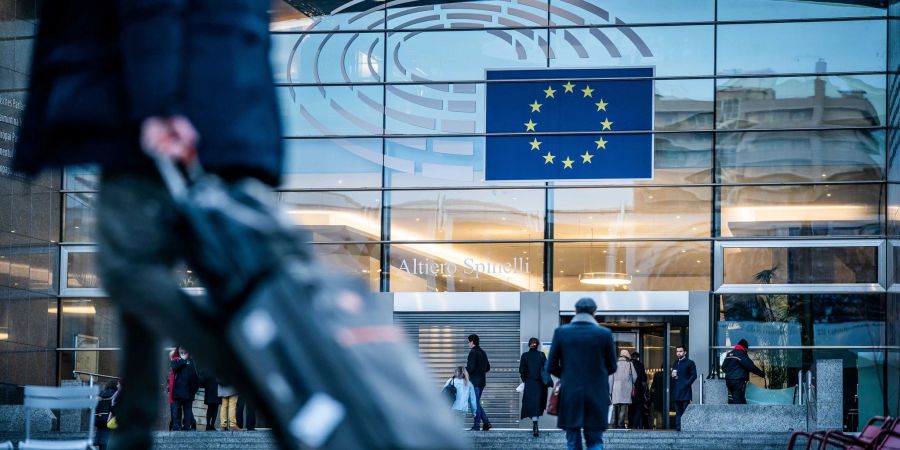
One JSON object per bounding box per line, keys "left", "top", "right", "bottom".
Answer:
{"left": 485, "top": 67, "right": 654, "bottom": 181}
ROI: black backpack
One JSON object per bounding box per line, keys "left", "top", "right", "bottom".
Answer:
{"left": 442, "top": 378, "right": 457, "bottom": 403}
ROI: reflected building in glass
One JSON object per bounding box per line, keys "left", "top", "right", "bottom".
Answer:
{"left": 0, "top": 0, "right": 898, "bottom": 432}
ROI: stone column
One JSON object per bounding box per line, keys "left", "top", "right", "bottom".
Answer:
{"left": 815, "top": 359, "right": 842, "bottom": 431}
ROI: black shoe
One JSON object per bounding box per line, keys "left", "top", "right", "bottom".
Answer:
{"left": 532, "top": 422, "right": 539, "bottom": 437}
{"left": 482, "top": 422, "right": 492, "bottom": 431}
{"left": 469, "top": 427, "right": 480, "bottom": 431}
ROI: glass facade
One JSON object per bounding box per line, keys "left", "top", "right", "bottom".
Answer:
{"left": 0, "top": 0, "right": 898, "bottom": 429}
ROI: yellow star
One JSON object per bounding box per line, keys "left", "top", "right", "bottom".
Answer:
{"left": 594, "top": 137, "right": 608, "bottom": 149}
{"left": 581, "top": 151, "right": 594, "bottom": 164}
{"left": 543, "top": 86, "right": 556, "bottom": 98}
{"left": 581, "top": 85, "right": 594, "bottom": 97}
{"left": 529, "top": 138, "right": 542, "bottom": 150}
{"left": 601, "top": 118, "right": 613, "bottom": 130}
{"left": 525, "top": 119, "right": 537, "bottom": 132}
{"left": 595, "top": 99, "right": 608, "bottom": 111}
{"left": 562, "top": 157, "right": 574, "bottom": 169}
{"left": 543, "top": 152, "right": 555, "bottom": 164}
{"left": 562, "top": 81, "right": 575, "bottom": 93}
{"left": 529, "top": 100, "right": 542, "bottom": 113}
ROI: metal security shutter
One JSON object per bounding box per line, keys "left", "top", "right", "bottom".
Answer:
{"left": 395, "top": 312, "right": 521, "bottom": 428}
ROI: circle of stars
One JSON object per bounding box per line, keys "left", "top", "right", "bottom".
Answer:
{"left": 523, "top": 81, "right": 613, "bottom": 171}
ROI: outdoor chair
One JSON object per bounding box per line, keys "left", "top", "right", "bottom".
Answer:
{"left": 873, "top": 418, "right": 900, "bottom": 449}
{"left": 18, "top": 385, "right": 100, "bottom": 450}
{"left": 787, "top": 416, "right": 894, "bottom": 450}
{"left": 0, "top": 440, "right": 12, "bottom": 449}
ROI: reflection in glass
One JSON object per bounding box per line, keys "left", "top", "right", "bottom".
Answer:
{"left": 717, "top": 184, "right": 883, "bottom": 237}
{"left": 717, "top": 294, "right": 885, "bottom": 348}
{"left": 281, "top": 138, "right": 383, "bottom": 189}
{"left": 271, "top": 33, "right": 384, "bottom": 84}
{"left": 0, "top": 296, "right": 57, "bottom": 385}
{"left": 717, "top": 130, "right": 885, "bottom": 184}
{"left": 390, "top": 189, "right": 543, "bottom": 241}
{"left": 890, "top": 184, "right": 900, "bottom": 237}
{"left": 553, "top": 241, "right": 710, "bottom": 291}
{"left": 64, "top": 194, "right": 95, "bottom": 243}
{"left": 550, "top": 26, "right": 713, "bottom": 77}
{"left": 386, "top": 30, "right": 546, "bottom": 82}
{"left": 716, "top": 76, "right": 886, "bottom": 130}
{"left": 717, "top": 0, "right": 885, "bottom": 21}
{"left": 389, "top": 242, "right": 543, "bottom": 292}
{"left": 66, "top": 252, "right": 99, "bottom": 289}
{"left": 278, "top": 85, "right": 384, "bottom": 136}
{"left": 552, "top": 187, "right": 711, "bottom": 239}
{"left": 64, "top": 166, "right": 99, "bottom": 191}
{"left": 385, "top": 84, "right": 483, "bottom": 135}
{"left": 387, "top": 0, "right": 547, "bottom": 30}
{"left": 312, "top": 243, "right": 380, "bottom": 291}
{"left": 280, "top": 191, "right": 381, "bottom": 243}
{"left": 652, "top": 133, "right": 713, "bottom": 184}
{"left": 550, "top": 0, "right": 712, "bottom": 25}
{"left": 717, "top": 21, "right": 886, "bottom": 75}
{"left": 270, "top": 0, "right": 384, "bottom": 31}
{"left": 656, "top": 79, "right": 714, "bottom": 131}
{"left": 723, "top": 246, "right": 878, "bottom": 285}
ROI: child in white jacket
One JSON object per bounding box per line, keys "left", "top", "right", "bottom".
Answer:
{"left": 445, "top": 366, "right": 478, "bottom": 422}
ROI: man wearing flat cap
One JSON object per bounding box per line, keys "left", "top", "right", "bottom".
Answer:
{"left": 546, "top": 298, "right": 617, "bottom": 450}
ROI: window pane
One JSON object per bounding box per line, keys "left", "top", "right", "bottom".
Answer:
{"left": 278, "top": 85, "right": 384, "bottom": 136}
{"left": 553, "top": 241, "right": 710, "bottom": 291}
{"left": 722, "top": 246, "right": 878, "bottom": 284}
{"left": 717, "top": 184, "right": 883, "bottom": 237}
{"left": 280, "top": 138, "right": 383, "bottom": 189}
{"left": 3, "top": 234, "right": 56, "bottom": 294}
{"left": 552, "top": 187, "right": 711, "bottom": 239}
{"left": 717, "top": 294, "right": 885, "bottom": 348}
{"left": 717, "top": 21, "right": 887, "bottom": 75}
{"left": 550, "top": 26, "right": 714, "bottom": 77}
{"left": 388, "top": 0, "right": 548, "bottom": 30}
{"left": 272, "top": 33, "right": 384, "bottom": 84}
{"left": 389, "top": 242, "right": 543, "bottom": 291}
{"left": 385, "top": 136, "right": 546, "bottom": 188}
{"left": 0, "top": 295, "right": 57, "bottom": 386}
{"left": 386, "top": 30, "right": 547, "bottom": 82}
{"left": 58, "top": 298, "right": 121, "bottom": 349}
{"left": 64, "top": 193, "right": 95, "bottom": 243}
{"left": 717, "top": 130, "right": 886, "bottom": 183}
{"left": 64, "top": 166, "right": 99, "bottom": 191}
{"left": 716, "top": 75, "right": 887, "bottom": 130}
{"left": 385, "top": 84, "right": 484, "bottom": 135}
{"left": 271, "top": 2, "right": 384, "bottom": 31}
{"left": 890, "top": 184, "right": 900, "bottom": 236}
{"left": 656, "top": 79, "right": 714, "bottom": 131}
{"left": 281, "top": 191, "right": 381, "bottom": 243}
{"left": 718, "top": 0, "right": 885, "bottom": 21}
{"left": 389, "top": 189, "right": 544, "bottom": 241}
{"left": 311, "top": 243, "right": 380, "bottom": 292}
{"left": 550, "top": 0, "right": 713, "bottom": 25}
{"left": 66, "top": 251, "right": 99, "bottom": 289}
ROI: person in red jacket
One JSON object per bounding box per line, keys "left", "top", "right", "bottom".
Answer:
{"left": 168, "top": 349, "right": 179, "bottom": 430}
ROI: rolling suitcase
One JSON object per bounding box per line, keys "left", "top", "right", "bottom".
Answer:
{"left": 153, "top": 157, "right": 466, "bottom": 450}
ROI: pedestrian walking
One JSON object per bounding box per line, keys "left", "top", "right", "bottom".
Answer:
{"left": 445, "top": 366, "right": 478, "bottom": 426}
{"left": 218, "top": 383, "right": 241, "bottom": 432}
{"left": 722, "top": 339, "right": 765, "bottom": 405}
{"left": 202, "top": 375, "right": 220, "bottom": 431}
{"left": 519, "top": 337, "right": 549, "bottom": 437}
{"left": 629, "top": 352, "right": 649, "bottom": 429}
{"left": 671, "top": 346, "right": 697, "bottom": 431}
{"left": 546, "top": 298, "right": 617, "bottom": 450}
{"left": 13, "top": 1, "right": 282, "bottom": 448}
{"left": 609, "top": 349, "right": 637, "bottom": 429}
{"left": 170, "top": 346, "right": 200, "bottom": 431}
{"left": 466, "top": 334, "right": 492, "bottom": 431}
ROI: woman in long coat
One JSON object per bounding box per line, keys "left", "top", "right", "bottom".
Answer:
{"left": 609, "top": 349, "right": 638, "bottom": 428}
{"left": 519, "top": 337, "right": 549, "bottom": 437}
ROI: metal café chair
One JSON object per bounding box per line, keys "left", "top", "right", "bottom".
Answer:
{"left": 19, "top": 385, "right": 100, "bottom": 450}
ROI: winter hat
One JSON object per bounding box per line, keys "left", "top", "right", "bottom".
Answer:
{"left": 737, "top": 338, "right": 749, "bottom": 349}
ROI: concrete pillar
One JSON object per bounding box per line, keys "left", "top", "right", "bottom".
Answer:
{"left": 688, "top": 291, "right": 710, "bottom": 402}
{"left": 815, "top": 359, "right": 843, "bottom": 431}
{"left": 519, "top": 292, "right": 560, "bottom": 429}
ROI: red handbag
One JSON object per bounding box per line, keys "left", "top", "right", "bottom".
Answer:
{"left": 546, "top": 383, "right": 560, "bottom": 415}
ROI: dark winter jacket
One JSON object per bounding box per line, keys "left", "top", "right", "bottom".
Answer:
{"left": 466, "top": 346, "right": 491, "bottom": 388}
{"left": 546, "top": 313, "right": 617, "bottom": 430}
{"left": 671, "top": 357, "right": 697, "bottom": 402}
{"left": 203, "top": 376, "right": 220, "bottom": 405}
{"left": 722, "top": 346, "right": 765, "bottom": 382}
{"left": 171, "top": 357, "right": 200, "bottom": 401}
{"left": 519, "top": 348, "right": 548, "bottom": 419}
{"left": 14, "top": 0, "right": 283, "bottom": 184}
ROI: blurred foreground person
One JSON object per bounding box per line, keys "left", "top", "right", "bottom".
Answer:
{"left": 15, "top": 1, "right": 280, "bottom": 448}
{"left": 547, "top": 298, "right": 617, "bottom": 450}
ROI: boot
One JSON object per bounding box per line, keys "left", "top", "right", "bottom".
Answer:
{"left": 532, "top": 421, "right": 539, "bottom": 437}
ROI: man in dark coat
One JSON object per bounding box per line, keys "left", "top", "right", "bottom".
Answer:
{"left": 722, "top": 338, "right": 765, "bottom": 404}
{"left": 670, "top": 345, "right": 697, "bottom": 431}
{"left": 170, "top": 347, "right": 200, "bottom": 431}
{"left": 466, "top": 334, "right": 492, "bottom": 431}
{"left": 629, "top": 352, "right": 648, "bottom": 429}
{"left": 546, "top": 298, "right": 617, "bottom": 450}
{"left": 519, "top": 337, "right": 549, "bottom": 437}
{"left": 201, "top": 374, "right": 220, "bottom": 431}
{"left": 14, "top": 1, "right": 281, "bottom": 448}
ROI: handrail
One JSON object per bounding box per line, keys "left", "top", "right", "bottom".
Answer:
{"left": 699, "top": 373, "right": 704, "bottom": 405}
{"left": 73, "top": 370, "right": 120, "bottom": 381}
{"left": 798, "top": 371, "right": 804, "bottom": 406}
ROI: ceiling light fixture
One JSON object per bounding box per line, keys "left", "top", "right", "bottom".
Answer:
{"left": 579, "top": 272, "right": 632, "bottom": 286}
